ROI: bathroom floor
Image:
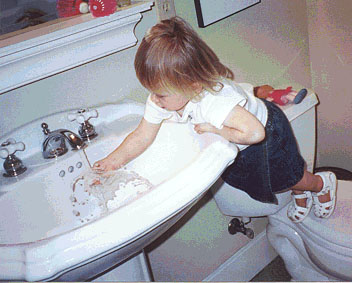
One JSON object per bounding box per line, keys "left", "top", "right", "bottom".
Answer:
{"left": 251, "top": 256, "right": 291, "bottom": 282}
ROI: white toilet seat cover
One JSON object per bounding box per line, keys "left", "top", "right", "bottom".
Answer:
{"left": 301, "top": 180, "right": 352, "bottom": 248}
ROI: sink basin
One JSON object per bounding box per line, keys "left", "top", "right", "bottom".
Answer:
{"left": 0, "top": 100, "right": 238, "bottom": 281}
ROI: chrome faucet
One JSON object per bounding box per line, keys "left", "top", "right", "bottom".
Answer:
{"left": 41, "top": 123, "right": 87, "bottom": 159}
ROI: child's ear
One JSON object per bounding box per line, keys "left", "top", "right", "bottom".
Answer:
{"left": 192, "top": 83, "right": 203, "bottom": 94}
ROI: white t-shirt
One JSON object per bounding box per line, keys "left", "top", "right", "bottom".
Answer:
{"left": 143, "top": 80, "right": 268, "bottom": 150}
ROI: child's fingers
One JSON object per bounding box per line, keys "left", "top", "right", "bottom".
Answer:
{"left": 90, "top": 178, "right": 101, "bottom": 186}
{"left": 93, "top": 162, "right": 101, "bottom": 170}
{"left": 93, "top": 163, "right": 118, "bottom": 173}
{"left": 194, "top": 124, "right": 206, "bottom": 134}
{"left": 92, "top": 158, "right": 124, "bottom": 173}
{"left": 92, "top": 162, "right": 106, "bottom": 173}
{"left": 194, "top": 124, "right": 204, "bottom": 134}
{"left": 195, "top": 123, "right": 216, "bottom": 134}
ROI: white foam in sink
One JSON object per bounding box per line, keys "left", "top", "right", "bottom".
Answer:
{"left": 71, "top": 169, "right": 155, "bottom": 223}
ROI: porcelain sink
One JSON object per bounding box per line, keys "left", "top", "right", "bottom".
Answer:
{"left": 0, "top": 100, "right": 238, "bottom": 281}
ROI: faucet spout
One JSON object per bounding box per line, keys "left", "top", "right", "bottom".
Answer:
{"left": 60, "top": 130, "right": 87, "bottom": 150}
{"left": 41, "top": 123, "right": 87, "bottom": 159}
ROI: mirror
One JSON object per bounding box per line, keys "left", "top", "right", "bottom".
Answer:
{"left": 1, "top": 0, "right": 59, "bottom": 37}
{"left": 0, "top": 0, "right": 136, "bottom": 40}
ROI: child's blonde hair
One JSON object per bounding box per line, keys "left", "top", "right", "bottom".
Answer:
{"left": 134, "top": 17, "right": 234, "bottom": 100}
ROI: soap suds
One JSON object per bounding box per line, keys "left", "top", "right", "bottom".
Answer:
{"left": 70, "top": 168, "right": 154, "bottom": 223}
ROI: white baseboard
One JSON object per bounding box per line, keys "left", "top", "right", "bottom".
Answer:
{"left": 203, "top": 230, "right": 278, "bottom": 282}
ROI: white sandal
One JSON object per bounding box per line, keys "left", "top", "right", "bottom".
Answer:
{"left": 287, "top": 191, "right": 313, "bottom": 223}
{"left": 312, "top": 172, "right": 337, "bottom": 218}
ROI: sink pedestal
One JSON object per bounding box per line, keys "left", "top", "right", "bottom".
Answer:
{"left": 93, "top": 251, "right": 152, "bottom": 282}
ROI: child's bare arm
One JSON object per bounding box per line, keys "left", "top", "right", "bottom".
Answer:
{"left": 93, "top": 118, "right": 161, "bottom": 171}
{"left": 194, "top": 105, "right": 265, "bottom": 145}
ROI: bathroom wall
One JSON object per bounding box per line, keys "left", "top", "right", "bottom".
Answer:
{"left": 306, "top": 0, "right": 352, "bottom": 171}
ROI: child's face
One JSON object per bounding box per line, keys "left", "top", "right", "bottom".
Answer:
{"left": 151, "top": 89, "right": 190, "bottom": 112}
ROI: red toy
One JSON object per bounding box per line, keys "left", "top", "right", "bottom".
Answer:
{"left": 254, "top": 86, "right": 307, "bottom": 106}
{"left": 89, "top": 0, "right": 116, "bottom": 17}
{"left": 269, "top": 86, "right": 295, "bottom": 106}
{"left": 57, "top": 0, "right": 88, "bottom": 18}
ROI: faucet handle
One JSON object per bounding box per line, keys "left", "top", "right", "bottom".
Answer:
{"left": 68, "top": 108, "right": 98, "bottom": 124}
{"left": 0, "top": 138, "right": 25, "bottom": 159}
{"left": 0, "top": 138, "right": 27, "bottom": 177}
{"left": 68, "top": 109, "right": 98, "bottom": 141}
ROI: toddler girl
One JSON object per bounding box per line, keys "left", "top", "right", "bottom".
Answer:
{"left": 93, "top": 17, "right": 337, "bottom": 223}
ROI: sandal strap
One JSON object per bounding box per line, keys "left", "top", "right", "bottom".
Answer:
{"left": 292, "top": 191, "right": 311, "bottom": 200}
{"left": 287, "top": 191, "right": 313, "bottom": 223}
{"left": 312, "top": 197, "right": 334, "bottom": 208}
{"left": 294, "top": 205, "right": 310, "bottom": 213}
{"left": 314, "top": 186, "right": 329, "bottom": 197}
{"left": 313, "top": 171, "right": 335, "bottom": 197}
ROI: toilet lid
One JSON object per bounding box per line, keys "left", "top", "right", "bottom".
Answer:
{"left": 301, "top": 180, "right": 352, "bottom": 248}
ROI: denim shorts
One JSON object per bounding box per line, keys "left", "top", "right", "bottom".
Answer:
{"left": 221, "top": 99, "right": 305, "bottom": 204}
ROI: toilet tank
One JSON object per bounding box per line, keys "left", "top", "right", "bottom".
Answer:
{"left": 212, "top": 91, "right": 319, "bottom": 217}
{"left": 282, "top": 92, "right": 319, "bottom": 172}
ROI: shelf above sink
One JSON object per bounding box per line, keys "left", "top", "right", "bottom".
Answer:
{"left": 0, "top": 1, "right": 153, "bottom": 95}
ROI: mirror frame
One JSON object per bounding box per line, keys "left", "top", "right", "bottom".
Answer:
{"left": 194, "top": 0, "right": 260, "bottom": 27}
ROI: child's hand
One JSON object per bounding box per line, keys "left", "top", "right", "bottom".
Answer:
{"left": 194, "top": 123, "right": 218, "bottom": 135}
{"left": 93, "top": 155, "right": 123, "bottom": 173}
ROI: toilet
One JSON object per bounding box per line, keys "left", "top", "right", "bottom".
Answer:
{"left": 211, "top": 92, "right": 352, "bottom": 281}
